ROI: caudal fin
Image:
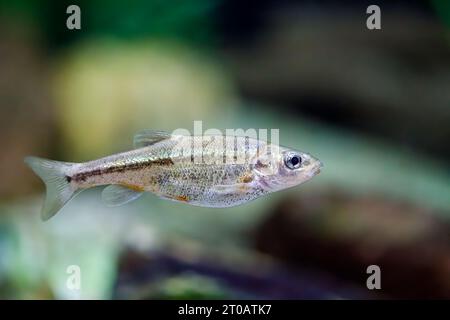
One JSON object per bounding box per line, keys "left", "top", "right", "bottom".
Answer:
{"left": 24, "top": 156, "right": 79, "bottom": 221}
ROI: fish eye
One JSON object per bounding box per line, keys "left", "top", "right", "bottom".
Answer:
{"left": 284, "top": 153, "right": 302, "bottom": 170}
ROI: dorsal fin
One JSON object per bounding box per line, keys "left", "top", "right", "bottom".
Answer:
{"left": 133, "top": 130, "right": 171, "bottom": 148}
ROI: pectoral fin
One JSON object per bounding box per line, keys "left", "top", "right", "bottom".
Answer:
{"left": 212, "top": 183, "right": 250, "bottom": 194}
{"left": 102, "top": 185, "right": 144, "bottom": 206}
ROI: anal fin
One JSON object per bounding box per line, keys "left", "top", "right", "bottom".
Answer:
{"left": 102, "top": 185, "right": 144, "bottom": 207}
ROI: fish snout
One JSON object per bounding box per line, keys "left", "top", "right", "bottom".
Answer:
{"left": 313, "top": 160, "right": 323, "bottom": 175}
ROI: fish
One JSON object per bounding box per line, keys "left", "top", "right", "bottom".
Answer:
{"left": 24, "top": 130, "right": 323, "bottom": 221}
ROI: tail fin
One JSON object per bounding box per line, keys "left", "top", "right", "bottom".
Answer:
{"left": 24, "top": 156, "right": 79, "bottom": 221}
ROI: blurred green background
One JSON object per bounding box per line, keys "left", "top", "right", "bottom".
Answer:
{"left": 0, "top": 0, "right": 449, "bottom": 299}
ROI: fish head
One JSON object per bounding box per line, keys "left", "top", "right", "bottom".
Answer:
{"left": 253, "top": 145, "right": 322, "bottom": 192}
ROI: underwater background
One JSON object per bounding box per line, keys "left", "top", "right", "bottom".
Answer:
{"left": 0, "top": 0, "right": 449, "bottom": 299}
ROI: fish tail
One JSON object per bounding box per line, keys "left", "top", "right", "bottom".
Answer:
{"left": 24, "top": 156, "right": 80, "bottom": 221}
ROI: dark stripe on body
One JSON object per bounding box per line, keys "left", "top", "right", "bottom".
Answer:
{"left": 71, "top": 158, "right": 174, "bottom": 182}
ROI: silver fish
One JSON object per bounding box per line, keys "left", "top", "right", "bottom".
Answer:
{"left": 25, "top": 130, "right": 322, "bottom": 220}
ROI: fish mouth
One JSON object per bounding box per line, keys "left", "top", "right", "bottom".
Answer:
{"left": 313, "top": 161, "right": 323, "bottom": 175}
